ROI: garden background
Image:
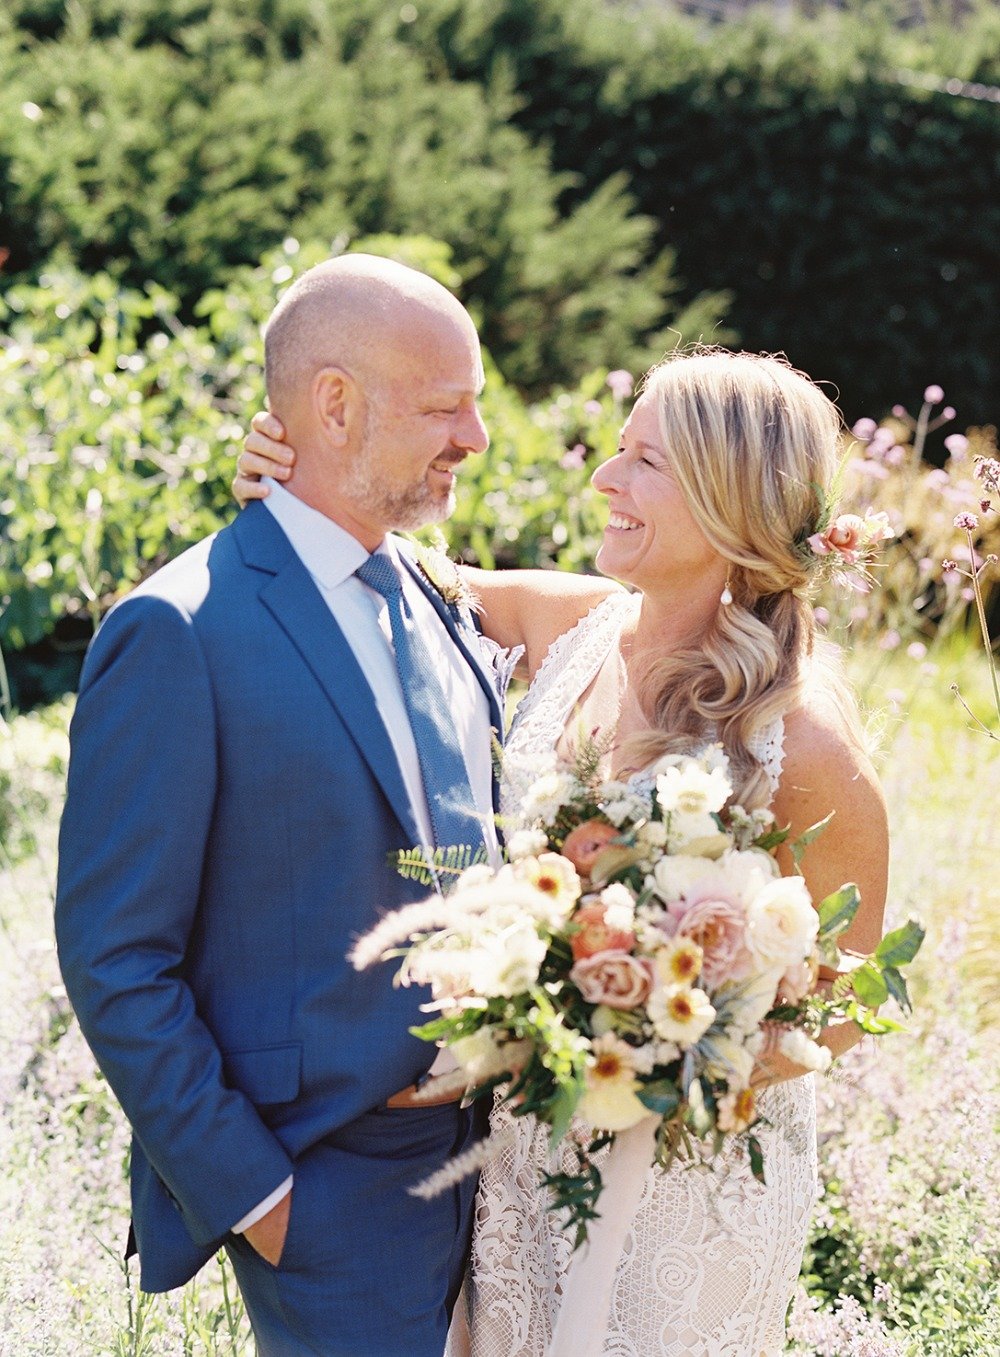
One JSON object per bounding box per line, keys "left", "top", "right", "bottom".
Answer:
{"left": 1, "top": 0, "right": 999, "bottom": 1352}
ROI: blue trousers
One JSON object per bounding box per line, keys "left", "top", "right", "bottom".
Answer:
{"left": 225, "top": 1101, "right": 481, "bottom": 1357}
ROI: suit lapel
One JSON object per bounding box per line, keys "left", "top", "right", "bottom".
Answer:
{"left": 233, "top": 506, "right": 423, "bottom": 847}
{"left": 398, "top": 551, "right": 505, "bottom": 740}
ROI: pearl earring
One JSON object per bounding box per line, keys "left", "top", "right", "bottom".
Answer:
{"left": 720, "top": 580, "right": 733, "bottom": 606}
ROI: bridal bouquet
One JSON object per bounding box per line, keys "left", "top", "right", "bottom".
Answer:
{"left": 352, "top": 744, "right": 923, "bottom": 1242}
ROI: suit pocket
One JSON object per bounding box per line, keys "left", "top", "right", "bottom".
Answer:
{"left": 222, "top": 1043, "right": 302, "bottom": 1106}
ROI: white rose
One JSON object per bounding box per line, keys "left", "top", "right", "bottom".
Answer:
{"left": 746, "top": 877, "right": 819, "bottom": 969}
{"left": 779, "top": 1027, "right": 832, "bottom": 1073}
{"left": 651, "top": 854, "right": 719, "bottom": 904}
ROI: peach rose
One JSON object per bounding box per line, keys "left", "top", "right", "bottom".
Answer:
{"left": 675, "top": 896, "right": 753, "bottom": 989}
{"left": 808, "top": 514, "right": 864, "bottom": 563}
{"left": 570, "top": 950, "right": 654, "bottom": 1009}
{"left": 570, "top": 900, "right": 637, "bottom": 961}
{"left": 561, "top": 819, "right": 621, "bottom": 879}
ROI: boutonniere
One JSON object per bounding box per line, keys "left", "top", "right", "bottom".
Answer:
{"left": 408, "top": 532, "right": 482, "bottom": 615}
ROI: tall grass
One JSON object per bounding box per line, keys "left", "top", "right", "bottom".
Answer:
{"left": 1, "top": 635, "right": 998, "bottom": 1354}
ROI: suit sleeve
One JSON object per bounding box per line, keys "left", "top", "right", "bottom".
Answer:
{"left": 55, "top": 595, "right": 293, "bottom": 1245}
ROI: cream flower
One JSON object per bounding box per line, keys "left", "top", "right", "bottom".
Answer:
{"left": 512, "top": 852, "right": 581, "bottom": 923}
{"left": 450, "top": 1029, "right": 532, "bottom": 1084}
{"left": 505, "top": 827, "right": 549, "bottom": 861}
{"left": 647, "top": 984, "right": 716, "bottom": 1047}
{"left": 577, "top": 1034, "right": 650, "bottom": 1131}
{"left": 655, "top": 759, "right": 731, "bottom": 816}
{"left": 471, "top": 921, "right": 547, "bottom": 998}
{"left": 522, "top": 769, "right": 579, "bottom": 822}
{"left": 717, "top": 1085, "right": 757, "bottom": 1133}
{"left": 746, "top": 876, "right": 819, "bottom": 970}
{"left": 653, "top": 936, "right": 704, "bottom": 987}
{"left": 699, "top": 1032, "right": 756, "bottom": 1087}
{"left": 599, "top": 882, "right": 636, "bottom": 933}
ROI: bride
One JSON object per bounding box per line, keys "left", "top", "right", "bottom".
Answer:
{"left": 236, "top": 348, "right": 888, "bottom": 1355}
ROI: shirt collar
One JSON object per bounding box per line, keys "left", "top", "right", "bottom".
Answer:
{"left": 262, "top": 478, "right": 394, "bottom": 589}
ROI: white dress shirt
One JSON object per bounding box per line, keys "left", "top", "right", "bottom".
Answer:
{"left": 232, "top": 481, "right": 496, "bottom": 1235}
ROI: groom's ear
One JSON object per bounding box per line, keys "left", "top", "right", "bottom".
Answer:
{"left": 312, "top": 366, "right": 360, "bottom": 448}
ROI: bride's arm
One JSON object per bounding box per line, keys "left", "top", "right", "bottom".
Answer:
{"left": 235, "top": 414, "right": 623, "bottom": 680}
{"left": 754, "top": 698, "right": 889, "bottom": 1085}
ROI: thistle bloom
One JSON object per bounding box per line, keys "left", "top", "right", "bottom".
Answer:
{"left": 606, "top": 369, "right": 635, "bottom": 401}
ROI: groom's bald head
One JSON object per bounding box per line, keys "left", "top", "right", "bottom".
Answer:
{"left": 263, "top": 253, "right": 477, "bottom": 414}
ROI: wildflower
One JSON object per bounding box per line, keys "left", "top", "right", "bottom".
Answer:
{"left": 584, "top": 399, "right": 603, "bottom": 416}
{"left": 606, "top": 369, "right": 634, "bottom": 401}
{"left": 944, "top": 433, "right": 969, "bottom": 457}
{"left": 953, "top": 512, "right": 979, "bottom": 531}
{"left": 647, "top": 983, "right": 716, "bottom": 1046}
{"left": 851, "top": 417, "right": 877, "bottom": 440}
{"left": 924, "top": 384, "right": 944, "bottom": 403}
{"left": 941, "top": 559, "right": 957, "bottom": 573}
{"left": 577, "top": 1034, "right": 649, "bottom": 1131}
{"left": 512, "top": 853, "right": 581, "bottom": 921}
{"left": 654, "top": 936, "right": 704, "bottom": 986}
{"left": 560, "top": 443, "right": 586, "bottom": 471}
{"left": 717, "top": 1085, "right": 756, "bottom": 1133}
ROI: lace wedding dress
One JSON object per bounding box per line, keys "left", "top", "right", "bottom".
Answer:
{"left": 456, "top": 593, "right": 818, "bottom": 1357}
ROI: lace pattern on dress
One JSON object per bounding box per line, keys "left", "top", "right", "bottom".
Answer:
{"left": 455, "top": 596, "right": 816, "bottom": 1357}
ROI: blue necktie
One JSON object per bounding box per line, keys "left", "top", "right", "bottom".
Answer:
{"left": 355, "top": 553, "right": 486, "bottom": 854}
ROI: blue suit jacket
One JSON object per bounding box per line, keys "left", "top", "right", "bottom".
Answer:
{"left": 55, "top": 502, "right": 503, "bottom": 1292}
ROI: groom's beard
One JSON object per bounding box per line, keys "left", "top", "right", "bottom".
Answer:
{"left": 343, "top": 420, "right": 458, "bottom": 532}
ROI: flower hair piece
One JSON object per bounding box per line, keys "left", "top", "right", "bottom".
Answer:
{"left": 794, "top": 477, "right": 894, "bottom": 593}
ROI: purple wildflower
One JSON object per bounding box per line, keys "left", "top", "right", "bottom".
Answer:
{"left": 606, "top": 369, "right": 634, "bottom": 401}
{"left": 560, "top": 443, "right": 587, "bottom": 471}
{"left": 954, "top": 512, "right": 979, "bottom": 531}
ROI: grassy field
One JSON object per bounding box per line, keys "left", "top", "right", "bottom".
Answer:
{"left": 1, "top": 637, "right": 998, "bottom": 1356}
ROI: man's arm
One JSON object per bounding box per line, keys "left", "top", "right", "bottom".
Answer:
{"left": 55, "top": 595, "right": 293, "bottom": 1246}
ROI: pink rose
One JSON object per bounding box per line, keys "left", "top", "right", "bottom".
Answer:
{"left": 808, "top": 514, "right": 865, "bottom": 564}
{"left": 570, "top": 950, "right": 654, "bottom": 1009}
{"left": 674, "top": 897, "right": 752, "bottom": 989}
{"left": 570, "top": 901, "right": 636, "bottom": 961}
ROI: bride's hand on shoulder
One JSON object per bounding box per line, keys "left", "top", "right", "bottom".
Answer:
{"left": 233, "top": 411, "right": 295, "bottom": 506}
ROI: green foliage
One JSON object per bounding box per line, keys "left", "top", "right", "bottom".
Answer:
{"left": 414, "top": 0, "right": 1000, "bottom": 422}
{"left": 0, "top": 240, "right": 636, "bottom": 700}
{"left": 0, "top": 0, "right": 725, "bottom": 393}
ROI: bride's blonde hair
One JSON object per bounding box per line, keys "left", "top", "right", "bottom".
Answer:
{"left": 623, "top": 347, "right": 860, "bottom": 809}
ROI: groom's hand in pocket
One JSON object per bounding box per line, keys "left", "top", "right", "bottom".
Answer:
{"left": 244, "top": 1189, "right": 292, "bottom": 1266}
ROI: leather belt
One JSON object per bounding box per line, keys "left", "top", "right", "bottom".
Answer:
{"left": 386, "top": 1075, "right": 465, "bottom": 1109}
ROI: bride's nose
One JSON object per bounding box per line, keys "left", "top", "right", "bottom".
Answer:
{"left": 591, "top": 453, "right": 623, "bottom": 496}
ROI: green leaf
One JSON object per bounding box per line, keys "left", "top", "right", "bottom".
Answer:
{"left": 850, "top": 963, "right": 889, "bottom": 1008}
{"left": 875, "top": 919, "right": 925, "bottom": 968}
{"left": 747, "top": 1134, "right": 766, "bottom": 1184}
{"left": 638, "top": 1079, "right": 681, "bottom": 1118}
{"left": 753, "top": 825, "right": 790, "bottom": 852}
{"left": 882, "top": 965, "right": 913, "bottom": 1015}
{"left": 547, "top": 1080, "right": 584, "bottom": 1145}
{"left": 816, "top": 883, "right": 861, "bottom": 938}
{"left": 790, "top": 811, "right": 835, "bottom": 871}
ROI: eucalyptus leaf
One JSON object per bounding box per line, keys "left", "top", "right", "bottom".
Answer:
{"left": 851, "top": 963, "right": 889, "bottom": 1008}
{"left": 875, "top": 919, "right": 926, "bottom": 968}
{"left": 817, "top": 883, "right": 861, "bottom": 938}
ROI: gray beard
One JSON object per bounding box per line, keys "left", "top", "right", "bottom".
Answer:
{"left": 340, "top": 460, "right": 455, "bottom": 533}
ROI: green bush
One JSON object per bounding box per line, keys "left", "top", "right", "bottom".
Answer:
{"left": 408, "top": 0, "right": 1000, "bottom": 423}
{"left": 0, "top": 0, "right": 727, "bottom": 393}
{"left": 0, "top": 238, "right": 632, "bottom": 703}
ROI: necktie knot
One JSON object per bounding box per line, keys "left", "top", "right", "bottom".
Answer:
{"left": 355, "top": 553, "right": 403, "bottom": 601}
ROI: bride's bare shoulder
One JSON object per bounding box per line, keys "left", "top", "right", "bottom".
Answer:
{"left": 462, "top": 567, "right": 625, "bottom": 681}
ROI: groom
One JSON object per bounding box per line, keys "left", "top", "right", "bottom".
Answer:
{"left": 55, "top": 255, "right": 503, "bottom": 1356}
